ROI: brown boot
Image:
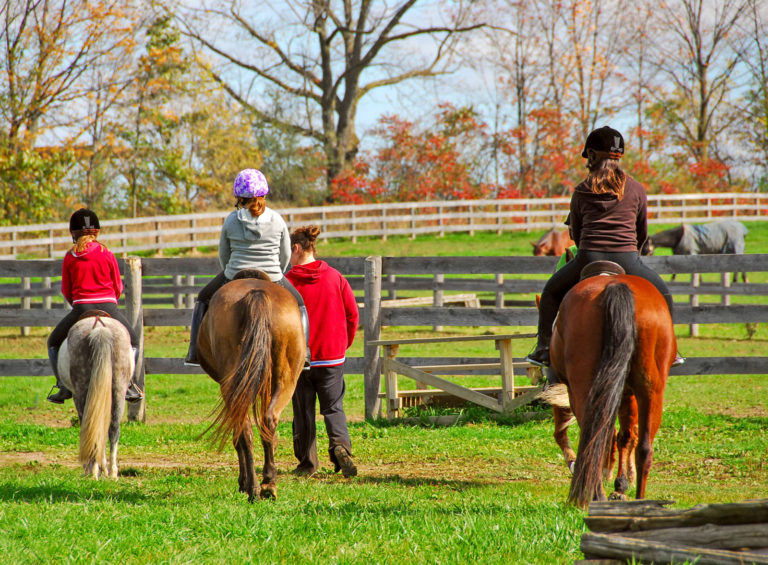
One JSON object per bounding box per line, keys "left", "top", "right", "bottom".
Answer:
{"left": 332, "top": 445, "right": 357, "bottom": 478}
{"left": 526, "top": 344, "right": 550, "bottom": 367}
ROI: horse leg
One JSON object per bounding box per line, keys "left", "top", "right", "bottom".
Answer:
{"left": 234, "top": 428, "right": 256, "bottom": 502}
{"left": 611, "top": 394, "right": 638, "bottom": 500}
{"left": 635, "top": 389, "right": 664, "bottom": 499}
{"left": 552, "top": 406, "right": 576, "bottom": 473}
{"left": 259, "top": 434, "right": 278, "bottom": 500}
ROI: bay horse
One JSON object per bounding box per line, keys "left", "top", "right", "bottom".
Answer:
{"left": 58, "top": 313, "right": 134, "bottom": 479}
{"left": 543, "top": 266, "right": 675, "bottom": 508}
{"left": 532, "top": 227, "right": 575, "bottom": 257}
{"left": 197, "top": 270, "right": 305, "bottom": 502}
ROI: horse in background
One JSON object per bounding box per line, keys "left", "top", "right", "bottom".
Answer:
{"left": 543, "top": 266, "right": 675, "bottom": 507}
{"left": 59, "top": 314, "right": 134, "bottom": 479}
{"left": 198, "top": 270, "right": 305, "bottom": 502}
{"left": 532, "top": 228, "right": 575, "bottom": 257}
{"left": 648, "top": 219, "right": 748, "bottom": 282}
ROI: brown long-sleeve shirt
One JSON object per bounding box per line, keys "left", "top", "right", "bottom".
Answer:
{"left": 566, "top": 176, "right": 648, "bottom": 253}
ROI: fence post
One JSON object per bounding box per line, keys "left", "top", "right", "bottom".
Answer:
{"left": 124, "top": 257, "right": 146, "bottom": 422}
{"left": 351, "top": 209, "right": 357, "bottom": 244}
{"left": 363, "top": 256, "right": 382, "bottom": 420}
{"left": 381, "top": 208, "right": 387, "bottom": 241}
{"left": 433, "top": 274, "right": 444, "bottom": 332}
{"left": 495, "top": 273, "right": 504, "bottom": 308}
{"left": 21, "top": 277, "right": 31, "bottom": 336}
{"left": 155, "top": 221, "right": 163, "bottom": 257}
{"left": 48, "top": 229, "right": 54, "bottom": 258}
{"left": 689, "top": 272, "right": 700, "bottom": 337}
{"left": 497, "top": 202, "right": 502, "bottom": 235}
{"left": 468, "top": 203, "right": 474, "bottom": 236}
{"left": 410, "top": 207, "right": 416, "bottom": 240}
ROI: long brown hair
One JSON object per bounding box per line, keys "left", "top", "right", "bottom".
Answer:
{"left": 291, "top": 225, "right": 321, "bottom": 256}
{"left": 238, "top": 196, "right": 266, "bottom": 217}
{"left": 71, "top": 230, "right": 102, "bottom": 254}
{"left": 587, "top": 159, "right": 627, "bottom": 199}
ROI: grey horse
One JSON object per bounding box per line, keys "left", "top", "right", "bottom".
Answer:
{"left": 59, "top": 314, "right": 134, "bottom": 479}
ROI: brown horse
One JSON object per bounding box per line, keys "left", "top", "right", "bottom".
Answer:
{"left": 197, "top": 271, "right": 305, "bottom": 502}
{"left": 532, "top": 227, "right": 575, "bottom": 257}
{"left": 544, "top": 270, "right": 675, "bottom": 507}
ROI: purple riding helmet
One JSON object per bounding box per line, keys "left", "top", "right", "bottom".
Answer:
{"left": 233, "top": 169, "right": 269, "bottom": 198}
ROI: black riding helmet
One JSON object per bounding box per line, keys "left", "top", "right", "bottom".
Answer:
{"left": 69, "top": 208, "right": 100, "bottom": 231}
{"left": 69, "top": 209, "right": 100, "bottom": 243}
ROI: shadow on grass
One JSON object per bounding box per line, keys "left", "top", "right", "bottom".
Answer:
{"left": 0, "top": 482, "right": 151, "bottom": 504}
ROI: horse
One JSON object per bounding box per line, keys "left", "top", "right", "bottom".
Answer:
{"left": 648, "top": 220, "right": 748, "bottom": 282}
{"left": 197, "top": 270, "right": 305, "bottom": 502}
{"left": 531, "top": 227, "right": 575, "bottom": 257}
{"left": 542, "top": 264, "right": 675, "bottom": 508}
{"left": 58, "top": 313, "right": 134, "bottom": 479}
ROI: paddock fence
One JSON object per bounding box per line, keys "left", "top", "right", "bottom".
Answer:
{"left": 2, "top": 193, "right": 767, "bottom": 260}
{"left": 2, "top": 254, "right": 767, "bottom": 420}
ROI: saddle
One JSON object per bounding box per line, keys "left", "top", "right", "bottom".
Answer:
{"left": 77, "top": 309, "right": 112, "bottom": 328}
{"left": 232, "top": 269, "right": 271, "bottom": 282}
{"left": 579, "top": 260, "right": 625, "bottom": 281}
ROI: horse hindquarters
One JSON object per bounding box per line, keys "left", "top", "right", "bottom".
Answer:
{"left": 78, "top": 327, "right": 115, "bottom": 478}
{"left": 569, "top": 283, "right": 636, "bottom": 508}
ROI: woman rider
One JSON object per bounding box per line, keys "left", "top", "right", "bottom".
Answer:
{"left": 184, "top": 169, "right": 310, "bottom": 370}
{"left": 526, "top": 126, "right": 683, "bottom": 368}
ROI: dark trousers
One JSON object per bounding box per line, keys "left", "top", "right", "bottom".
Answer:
{"left": 48, "top": 302, "right": 138, "bottom": 349}
{"left": 291, "top": 364, "right": 352, "bottom": 472}
{"left": 537, "top": 250, "right": 674, "bottom": 343}
{"left": 197, "top": 271, "right": 305, "bottom": 309}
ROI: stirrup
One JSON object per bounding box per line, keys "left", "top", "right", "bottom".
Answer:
{"left": 125, "top": 382, "right": 144, "bottom": 403}
{"left": 46, "top": 386, "right": 72, "bottom": 404}
{"left": 672, "top": 353, "right": 685, "bottom": 367}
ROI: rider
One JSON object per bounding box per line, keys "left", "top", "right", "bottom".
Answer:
{"left": 526, "top": 126, "right": 683, "bottom": 369}
{"left": 184, "top": 168, "right": 310, "bottom": 370}
{"left": 47, "top": 209, "right": 143, "bottom": 404}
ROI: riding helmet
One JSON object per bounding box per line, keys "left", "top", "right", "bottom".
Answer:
{"left": 582, "top": 126, "right": 624, "bottom": 158}
{"left": 69, "top": 208, "right": 100, "bottom": 231}
{"left": 233, "top": 169, "right": 269, "bottom": 198}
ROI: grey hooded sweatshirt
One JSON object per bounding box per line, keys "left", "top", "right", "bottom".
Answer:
{"left": 218, "top": 206, "right": 291, "bottom": 281}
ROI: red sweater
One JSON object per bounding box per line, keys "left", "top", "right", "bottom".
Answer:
{"left": 286, "top": 260, "right": 359, "bottom": 366}
{"left": 61, "top": 242, "right": 123, "bottom": 305}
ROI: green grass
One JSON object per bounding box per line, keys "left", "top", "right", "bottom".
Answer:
{"left": 2, "top": 224, "right": 768, "bottom": 563}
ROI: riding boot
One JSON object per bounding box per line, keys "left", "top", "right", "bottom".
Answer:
{"left": 299, "top": 305, "right": 311, "bottom": 372}
{"left": 125, "top": 347, "right": 144, "bottom": 403}
{"left": 46, "top": 346, "right": 72, "bottom": 404}
{"left": 526, "top": 293, "right": 558, "bottom": 367}
{"left": 662, "top": 293, "right": 685, "bottom": 367}
{"left": 184, "top": 301, "right": 208, "bottom": 366}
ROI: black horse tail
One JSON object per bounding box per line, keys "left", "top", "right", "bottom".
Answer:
{"left": 212, "top": 289, "right": 274, "bottom": 447}
{"left": 569, "top": 282, "right": 636, "bottom": 508}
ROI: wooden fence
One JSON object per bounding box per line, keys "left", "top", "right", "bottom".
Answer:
{"left": 2, "top": 192, "right": 767, "bottom": 259}
{"left": 1, "top": 254, "right": 768, "bottom": 420}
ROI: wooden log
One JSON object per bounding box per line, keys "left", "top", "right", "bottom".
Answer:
{"left": 124, "top": 257, "right": 145, "bottom": 423}
{"left": 622, "top": 522, "right": 768, "bottom": 551}
{"left": 585, "top": 499, "right": 768, "bottom": 533}
{"left": 581, "top": 533, "right": 768, "bottom": 565}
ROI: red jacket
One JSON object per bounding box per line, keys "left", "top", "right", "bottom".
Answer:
{"left": 61, "top": 242, "right": 123, "bottom": 305}
{"left": 286, "top": 260, "right": 359, "bottom": 366}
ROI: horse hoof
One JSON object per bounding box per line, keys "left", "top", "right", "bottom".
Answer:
{"left": 259, "top": 484, "right": 277, "bottom": 500}
{"left": 608, "top": 491, "right": 628, "bottom": 501}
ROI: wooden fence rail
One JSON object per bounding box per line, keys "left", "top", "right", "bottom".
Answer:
{"left": 2, "top": 193, "right": 767, "bottom": 259}
{"left": 1, "top": 255, "right": 768, "bottom": 420}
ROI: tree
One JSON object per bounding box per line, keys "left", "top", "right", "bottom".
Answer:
{"left": 172, "top": 0, "right": 483, "bottom": 192}
{"left": 651, "top": 0, "right": 748, "bottom": 162}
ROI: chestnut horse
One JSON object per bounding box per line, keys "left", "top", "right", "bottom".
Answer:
{"left": 544, "top": 269, "right": 675, "bottom": 507}
{"left": 531, "top": 227, "right": 575, "bottom": 257}
{"left": 198, "top": 271, "right": 305, "bottom": 502}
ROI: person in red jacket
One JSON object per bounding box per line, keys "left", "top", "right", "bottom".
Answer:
{"left": 46, "top": 209, "right": 143, "bottom": 404}
{"left": 286, "top": 225, "right": 359, "bottom": 478}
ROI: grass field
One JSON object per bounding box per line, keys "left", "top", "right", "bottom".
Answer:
{"left": 1, "top": 223, "right": 767, "bottom": 564}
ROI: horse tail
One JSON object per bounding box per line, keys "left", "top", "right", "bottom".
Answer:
{"left": 569, "top": 282, "right": 636, "bottom": 508}
{"left": 212, "top": 288, "right": 273, "bottom": 447}
{"left": 79, "top": 325, "right": 114, "bottom": 469}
